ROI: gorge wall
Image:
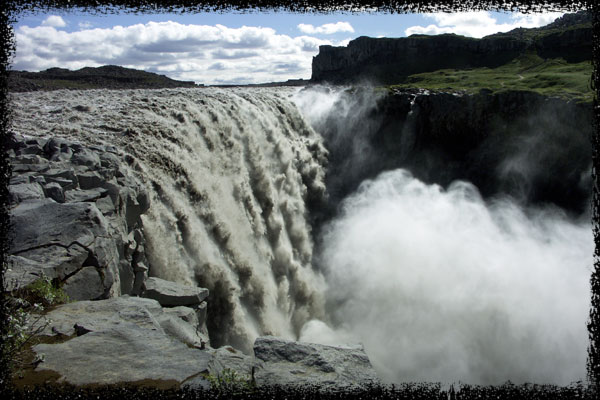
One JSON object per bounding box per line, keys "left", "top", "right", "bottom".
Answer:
{"left": 299, "top": 87, "right": 593, "bottom": 227}
{"left": 311, "top": 12, "right": 592, "bottom": 84}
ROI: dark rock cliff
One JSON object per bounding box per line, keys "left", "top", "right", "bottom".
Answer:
{"left": 309, "top": 87, "right": 592, "bottom": 226}
{"left": 311, "top": 11, "right": 592, "bottom": 84}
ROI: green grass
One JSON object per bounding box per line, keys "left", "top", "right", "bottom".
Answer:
{"left": 389, "top": 53, "right": 593, "bottom": 102}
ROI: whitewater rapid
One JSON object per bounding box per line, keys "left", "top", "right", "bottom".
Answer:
{"left": 9, "top": 86, "right": 593, "bottom": 385}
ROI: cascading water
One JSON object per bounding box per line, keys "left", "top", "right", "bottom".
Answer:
{"left": 10, "top": 85, "right": 593, "bottom": 385}
{"left": 10, "top": 87, "right": 328, "bottom": 352}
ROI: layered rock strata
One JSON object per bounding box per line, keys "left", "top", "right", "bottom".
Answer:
{"left": 311, "top": 12, "right": 591, "bottom": 84}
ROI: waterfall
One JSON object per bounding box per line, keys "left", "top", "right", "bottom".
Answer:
{"left": 10, "top": 87, "right": 328, "bottom": 352}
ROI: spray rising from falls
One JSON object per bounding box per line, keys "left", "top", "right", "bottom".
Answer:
{"left": 293, "top": 86, "right": 593, "bottom": 385}
{"left": 310, "top": 169, "right": 592, "bottom": 385}
{"left": 10, "top": 87, "right": 328, "bottom": 352}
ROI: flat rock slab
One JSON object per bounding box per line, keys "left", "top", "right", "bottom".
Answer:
{"left": 32, "top": 324, "right": 211, "bottom": 387}
{"left": 64, "top": 188, "right": 108, "bottom": 203}
{"left": 142, "top": 277, "right": 209, "bottom": 307}
{"left": 33, "top": 295, "right": 164, "bottom": 337}
{"left": 9, "top": 199, "right": 107, "bottom": 253}
{"left": 253, "top": 336, "right": 380, "bottom": 389}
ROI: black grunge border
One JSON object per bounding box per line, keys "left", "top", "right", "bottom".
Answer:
{"left": 0, "top": 1, "right": 598, "bottom": 399}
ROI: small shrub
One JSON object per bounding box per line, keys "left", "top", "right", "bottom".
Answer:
{"left": 206, "top": 368, "right": 255, "bottom": 395}
{"left": 2, "top": 275, "right": 69, "bottom": 380}
{"left": 20, "top": 275, "right": 69, "bottom": 307}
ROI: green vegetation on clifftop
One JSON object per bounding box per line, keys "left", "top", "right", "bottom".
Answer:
{"left": 389, "top": 53, "right": 593, "bottom": 102}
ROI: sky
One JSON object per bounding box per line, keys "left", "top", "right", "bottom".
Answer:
{"left": 11, "top": 9, "right": 569, "bottom": 85}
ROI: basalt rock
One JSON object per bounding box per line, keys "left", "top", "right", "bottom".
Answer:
{"left": 253, "top": 336, "right": 379, "bottom": 389}
{"left": 311, "top": 12, "right": 592, "bottom": 84}
{"left": 7, "top": 133, "right": 151, "bottom": 299}
{"left": 312, "top": 87, "right": 592, "bottom": 225}
{"left": 141, "top": 277, "right": 209, "bottom": 307}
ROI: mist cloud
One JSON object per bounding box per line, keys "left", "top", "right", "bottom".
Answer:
{"left": 314, "top": 169, "right": 591, "bottom": 385}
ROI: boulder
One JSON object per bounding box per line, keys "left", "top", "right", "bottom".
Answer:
{"left": 10, "top": 199, "right": 106, "bottom": 254}
{"left": 31, "top": 296, "right": 164, "bottom": 337}
{"left": 208, "top": 346, "right": 261, "bottom": 379}
{"left": 32, "top": 324, "right": 211, "bottom": 387}
{"left": 44, "top": 182, "right": 65, "bottom": 203}
{"left": 76, "top": 171, "right": 105, "bottom": 190}
{"left": 142, "top": 277, "right": 209, "bottom": 307}
{"left": 253, "top": 336, "right": 379, "bottom": 389}
{"left": 9, "top": 182, "right": 45, "bottom": 204}
{"left": 62, "top": 266, "right": 105, "bottom": 301}
{"left": 71, "top": 149, "right": 101, "bottom": 169}
{"left": 42, "top": 168, "right": 78, "bottom": 190}
{"left": 155, "top": 313, "right": 206, "bottom": 348}
{"left": 28, "top": 296, "right": 212, "bottom": 388}
{"left": 9, "top": 199, "right": 120, "bottom": 299}
{"left": 64, "top": 187, "right": 108, "bottom": 203}
{"left": 4, "top": 255, "right": 57, "bottom": 291}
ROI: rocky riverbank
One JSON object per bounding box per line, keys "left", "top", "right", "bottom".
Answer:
{"left": 6, "top": 132, "right": 379, "bottom": 390}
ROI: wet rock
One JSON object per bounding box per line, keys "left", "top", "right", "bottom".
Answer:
{"left": 12, "top": 164, "right": 49, "bottom": 173}
{"left": 19, "top": 143, "right": 44, "bottom": 155}
{"left": 142, "top": 277, "right": 209, "bottom": 307}
{"left": 44, "top": 182, "right": 65, "bottom": 203}
{"left": 10, "top": 175, "right": 29, "bottom": 185}
{"left": 43, "top": 137, "right": 70, "bottom": 157}
{"left": 95, "top": 195, "right": 116, "bottom": 215}
{"left": 29, "top": 175, "right": 47, "bottom": 185}
{"left": 253, "top": 336, "right": 379, "bottom": 389}
{"left": 99, "top": 152, "right": 121, "bottom": 169}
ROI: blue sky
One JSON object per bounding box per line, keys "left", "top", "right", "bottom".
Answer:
{"left": 11, "top": 10, "right": 567, "bottom": 85}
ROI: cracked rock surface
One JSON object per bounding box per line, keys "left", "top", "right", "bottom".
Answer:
{"left": 7, "top": 133, "right": 150, "bottom": 299}
{"left": 28, "top": 296, "right": 212, "bottom": 387}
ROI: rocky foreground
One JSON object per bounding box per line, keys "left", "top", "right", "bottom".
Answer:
{"left": 6, "top": 133, "right": 379, "bottom": 390}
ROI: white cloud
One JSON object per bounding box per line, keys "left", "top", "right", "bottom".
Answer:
{"left": 405, "top": 11, "right": 565, "bottom": 38}
{"left": 13, "top": 21, "right": 335, "bottom": 85}
{"left": 78, "top": 21, "right": 93, "bottom": 29}
{"left": 41, "top": 15, "right": 67, "bottom": 28}
{"left": 297, "top": 22, "right": 354, "bottom": 35}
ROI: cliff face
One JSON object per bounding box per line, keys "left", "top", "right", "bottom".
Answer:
{"left": 309, "top": 88, "right": 592, "bottom": 225}
{"left": 311, "top": 12, "right": 592, "bottom": 84}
